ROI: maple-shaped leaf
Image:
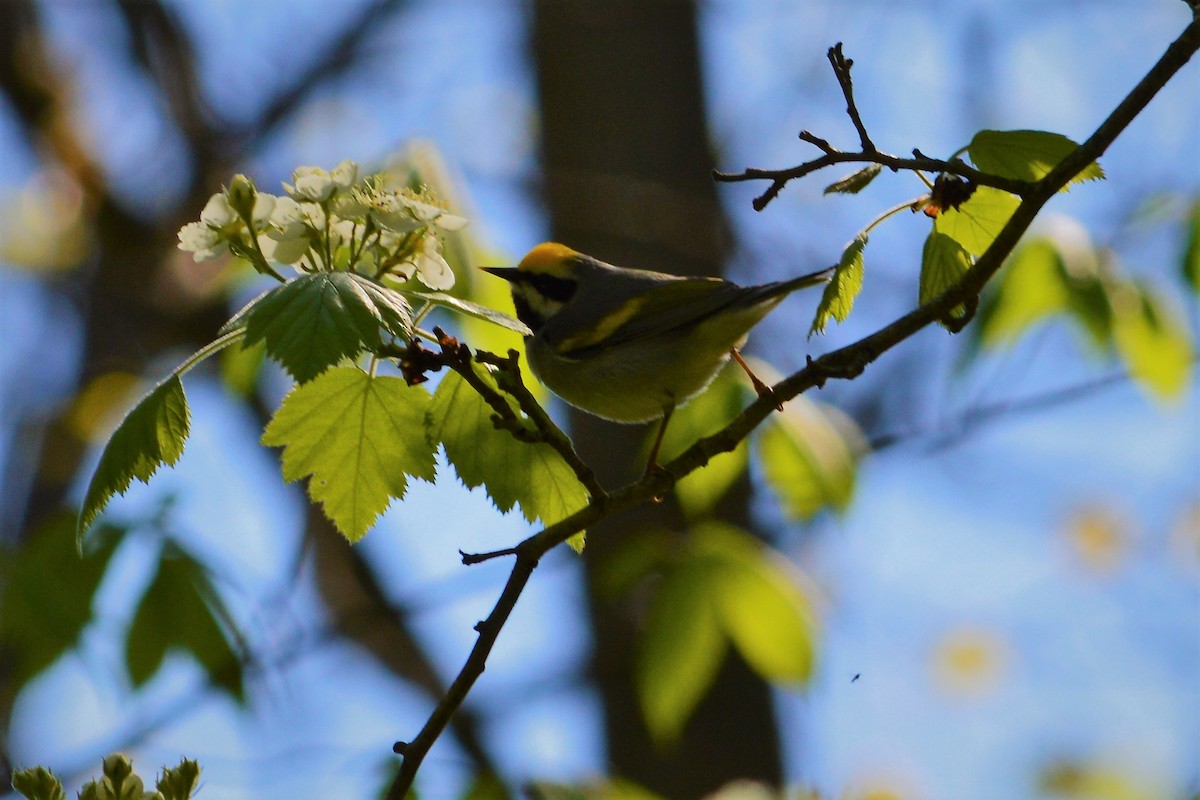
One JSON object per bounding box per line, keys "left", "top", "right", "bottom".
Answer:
{"left": 245, "top": 272, "right": 411, "bottom": 383}
{"left": 262, "top": 367, "right": 436, "bottom": 541}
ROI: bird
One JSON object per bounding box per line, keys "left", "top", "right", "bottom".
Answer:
{"left": 483, "top": 242, "right": 832, "bottom": 472}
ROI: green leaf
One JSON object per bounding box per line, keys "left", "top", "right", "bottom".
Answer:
{"left": 77, "top": 376, "right": 190, "bottom": 547}
{"left": 696, "top": 523, "right": 817, "bottom": 684}
{"left": 126, "top": 549, "right": 244, "bottom": 701}
{"left": 1182, "top": 200, "right": 1200, "bottom": 293}
{"left": 262, "top": 367, "right": 436, "bottom": 541}
{"left": 978, "top": 239, "right": 1071, "bottom": 347}
{"left": 245, "top": 272, "right": 412, "bottom": 383}
{"left": 934, "top": 186, "right": 1020, "bottom": 257}
{"left": 1111, "top": 283, "right": 1194, "bottom": 402}
{"left": 968, "top": 129, "right": 1104, "bottom": 187}
{"left": 810, "top": 234, "right": 867, "bottom": 336}
{"left": 659, "top": 365, "right": 752, "bottom": 518}
{"left": 636, "top": 555, "right": 727, "bottom": 744}
{"left": 823, "top": 164, "right": 882, "bottom": 195}
{"left": 758, "top": 397, "right": 861, "bottom": 521}
{"left": 0, "top": 513, "right": 120, "bottom": 693}
{"left": 217, "top": 287, "right": 271, "bottom": 337}
{"left": 403, "top": 290, "right": 532, "bottom": 337}
{"left": 429, "top": 367, "right": 588, "bottom": 538}
{"left": 920, "top": 231, "right": 973, "bottom": 323}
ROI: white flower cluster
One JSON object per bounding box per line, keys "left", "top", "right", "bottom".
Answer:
{"left": 177, "top": 160, "right": 467, "bottom": 290}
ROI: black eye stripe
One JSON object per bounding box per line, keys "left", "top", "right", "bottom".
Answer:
{"left": 522, "top": 272, "right": 577, "bottom": 302}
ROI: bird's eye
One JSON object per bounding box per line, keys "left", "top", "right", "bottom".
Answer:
{"left": 526, "top": 273, "right": 577, "bottom": 303}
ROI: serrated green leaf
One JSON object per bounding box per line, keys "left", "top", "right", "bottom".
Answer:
{"left": 823, "top": 164, "right": 882, "bottom": 195}
{"left": 659, "top": 365, "right": 752, "bottom": 518}
{"left": 245, "top": 272, "right": 411, "bottom": 383}
{"left": 810, "top": 234, "right": 867, "bottom": 336}
{"left": 126, "top": 550, "right": 244, "bottom": 701}
{"left": 934, "top": 186, "right": 1020, "bottom": 257}
{"left": 217, "top": 287, "right": 271, "bottom": 337}
{"left": 1111, "top": 283, "right": 1193, "bottom": 402}
{"left": 758, "top": 398, "right": 861, "bottom": 521}
{"left": 78, "top": 376, "right": 190, "bottom": 547}
{"left": 978, "top": 239, "right": 1071, "bottom": 347}
{"left": 695, "top": 522, "right": 816, "bottom": 684}
{"left": 968, "top": 129, "right": 1104, "bottom": 187}
{"left": 636, "top": 555, "right": 727, "bottom": 744}
{"left": 920, "top": 231, "right": 973, "bottom": 324}
{"left": 262, "top": 367, "right": 436, "bottom": 541}
{"left": 429, "top": 368, "right": 588, "bottom": 537}
{"left": 0, "top": 513, "right": 120, "bottom": 693}
{"left": 1182, "top": 200, "right": 1200, "bottom": 293}
{"left": 403, "top": 290, "right": 532, "bottom": 337}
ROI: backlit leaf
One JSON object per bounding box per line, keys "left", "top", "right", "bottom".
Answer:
{"left": 968, "top": 129, "right": 1104, "bottom": 187}
{"left": 920, "top": 231, "right": 973, "bottom": 323}
{"left": 262, "top": 367, "right": 436, "bottom": 541}
{"left": 245, "top": 272, "right": 412, "bottom": 382}
{"left": 429, "top": 367, "right": 588, "bottom": 544}
{"left": 659, "top": 365, "right": 752, "bottom": 518}
{"left": 810, "top": 234, "right": 867, "bottom": 336}
{"left": 1111, "top": 282, "right": 1193, "bottom": 402}
{"left": 934, "top": 186, "right": 1020, "bottom": 257}
{"left": 403, "top": 290, "right": 531, "bottom": 336}
{"left": 1182, "top": 200, "right": 1200, "bottom": 293}
{"left": 758, "top": 397, "right": 861, "bottom": 521}
{"left": 696, "top": 523, "right": 817, "bottom": 684}
{"left": 77, "top": 376, "right": 189, "bottom": 547}
{"left": 978, "top": 239, "right": 1070, "bottom": 347}
{"left": 126, "top": 549, "right": 244, "bottom": 701}
{"left": 636, "top": 555, "right": 727, "bottom": 744}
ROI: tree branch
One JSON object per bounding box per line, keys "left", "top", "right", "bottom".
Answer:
{"left": 386, "top": 17, "right": 1200, "bottom": 798}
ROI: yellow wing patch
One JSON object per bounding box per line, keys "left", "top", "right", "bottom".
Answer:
{"left": 556, "top": 295, "right": 647, "bottom": 353}
{"left": 518, "top": 242, "right": 579, "bottom": 277}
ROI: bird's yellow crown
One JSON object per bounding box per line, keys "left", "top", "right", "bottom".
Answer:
{"left": 518, "top": 242, "right": 580, "bottom": 277}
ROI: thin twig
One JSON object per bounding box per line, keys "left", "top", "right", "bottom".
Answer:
{"left": 386, "top": 19, "right": 1200, "bottom": 799}
{"left": 827, "top": 42, "right": 875, "bottom": 154}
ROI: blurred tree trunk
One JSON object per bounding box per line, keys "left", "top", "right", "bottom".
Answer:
{"left": 531, "top": 2, "right": 783, "bottom": 795}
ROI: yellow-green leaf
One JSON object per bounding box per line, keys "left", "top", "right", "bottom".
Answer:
{"left": 920, "top": 231, "right": 973, "bottom": 323}
{"left": 968, "top": 129, "right": 1104, "bottom": 187}
{"left": 1111, "top": 283, "right": 1193, "bottom": 402}
{"left": 77, "top": 375, "right": 190, "bottom": 547}
{"left": 978, "top": 239, "right": 1070, "bottom": 347}
{"left": 1182, "top": 200, "right": 1200, "bottom": 293}
{"left": 261, "top": 367, "right": 436, "bottom": 541}
{"left": 659, "top": 365, "right": 752, "bottom": 518}
{"left": 429, "top": 368, "right": 588, "bottom": 540}
{"left": 934, "top": 186, "right": 1020, "bottom": 257}
{"left": 810, "top": 234, "right": 867, "bottom": 336}
{"left": 636, "top": 555, "right": 727, "bottom": 744}
{"left": 245, "top": 272, "right": 411, "bottom": 383}
{"left": 695, "top": 522, "right": 817, "bottom": 684}
{"left": 758, "top": 397, "right": 862, "bottom": 521}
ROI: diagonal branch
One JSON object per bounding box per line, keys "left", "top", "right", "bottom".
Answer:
{"left": 386, "top": 16, "right": 1200, "bottom": 799}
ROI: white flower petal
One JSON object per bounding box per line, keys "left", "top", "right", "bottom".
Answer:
{"left": 331, "top": 160, "right": 359, "bottom": 189}
{"left": 434, "top": 212, "right": 469, "bottom": 231}
{"left": 250, "top": 194, "right": 277, "bottom": 228}
{"left": 200, "top": 193, "right": 235, "bottom": 227}
{"left": 415, "top": 237, "right": 455, "bottom": 290}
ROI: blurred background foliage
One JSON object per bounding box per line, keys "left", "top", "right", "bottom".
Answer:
{"left": 0, "top": 1, "right": 1197, "bottom": 799}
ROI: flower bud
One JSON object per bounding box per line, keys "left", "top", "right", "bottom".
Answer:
{"left": 226, "top": 174, "right": 258, "bottom": 220}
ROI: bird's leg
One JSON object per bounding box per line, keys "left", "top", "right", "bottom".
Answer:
{"left": 643, "top": 403, "right": 675, "bottom": 485}
{"left": 730, "top": 349, "right": 783, "bottom": 411}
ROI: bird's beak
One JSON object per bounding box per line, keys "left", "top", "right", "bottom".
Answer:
{"left": 480, "top": 266, "right": 520, "bottom": 282}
